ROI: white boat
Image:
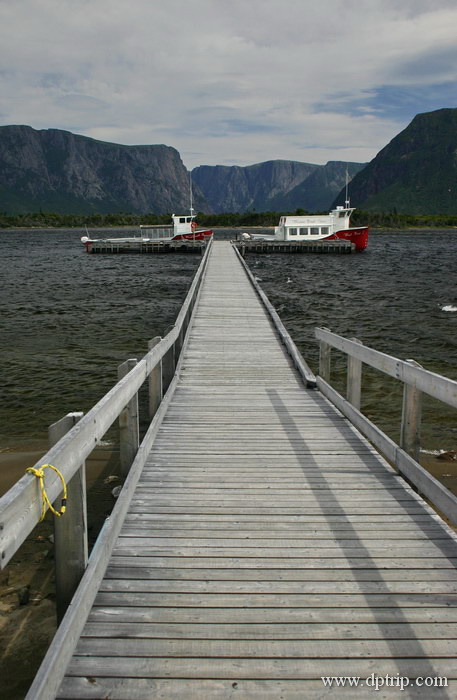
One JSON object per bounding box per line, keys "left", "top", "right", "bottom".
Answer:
{"left": 244, "top": 204, "right": 369, "bottom": 251}
{"left": 81, "top": 213, "right": 213, "bottom": 252}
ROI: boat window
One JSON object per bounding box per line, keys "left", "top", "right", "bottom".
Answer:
{"left": 299, "top": 228, "right": 307, "bottom": 236}
{"left": 321, "top": 227, "right": 329, "bottom": 235}
{"left": 339, "top": 212, "right": 346, "bottom": 218}
{"left": 289, "top": 228, "right": 298, "bottom": 236}
{"left": 179, "top": 217, "right": 185, "bottom": 223}
{"left": 310, "top": 227, "right": 319, "bottom": 235}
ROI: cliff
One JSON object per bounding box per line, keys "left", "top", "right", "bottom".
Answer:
{"left": 337, "top": 108, "right": 457, "bottom": 214}
{"left": 0, "top": 125, "right": 209, "bottom": 215}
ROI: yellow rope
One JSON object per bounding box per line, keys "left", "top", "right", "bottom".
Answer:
{"left": 26, "top": 464, "right": 68, "bottom": 521}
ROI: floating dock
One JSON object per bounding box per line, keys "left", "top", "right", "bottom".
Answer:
{"left": 86, "top": 239, "right": 206, "bottom": 254}
{"left": 234, "top": 239, "right": 355, "bottom": 254}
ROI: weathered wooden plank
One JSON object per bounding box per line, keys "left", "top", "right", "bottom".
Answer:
{"left": 103, "top": 566, "right": 457, "bottom": 582}
{"left": 107, "top": 555, "right": 457, "bottom": 569}
{"left": 126, "top": 505, "right": 437, "bottom": 516}
{"left": 57, "top": 677, "right": 457, "bottom": 700}
{"left": 93, "top": 591, "right": 457, "bottom": 608}
{"left": 97, "top": 579, "right": 457, "bottom": 595}
{"left": 112, "top": 537, "right": 456, "bottom": 552}
{"left": 87, "top": 605, "right": 457, "bottom": 624}
{"left": 119, "top": 527, "right": 447, "bottom": 539}
{"left": 80, "top": 620, "right": 457, "bottom": 640}
{"left": 74, "top": 637, "right": 457, "bottom": 658}
{"left": 63, "top": 656, "right": 457, "bottom": 679}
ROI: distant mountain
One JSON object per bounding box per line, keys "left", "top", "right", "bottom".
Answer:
{"left": 192, "top": 160, "right": 366, "bottom": 213}
{"left": 191, "top": 160, "right": 318, "bottom": 213}
{"left": 3, "top": 110, "right": 456, "bottom": 218}
{"left": 0, "top": 125, "right": 209, "bottom": 215}
{"left": 268, "top": 161, "right": 366, "bottom": 212}
{"left": 336, "top": 108, "right": 457, "bottom": 214}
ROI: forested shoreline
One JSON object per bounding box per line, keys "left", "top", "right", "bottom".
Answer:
{"left": 1, "top": 209, "right": 457, "bottom": 229}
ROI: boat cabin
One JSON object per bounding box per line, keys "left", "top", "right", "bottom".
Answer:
{"left": 139, "top": 214, "right": 197, "bottom": 241}
{"left": 172, "top": 214, "right": 197, "bottom": 235}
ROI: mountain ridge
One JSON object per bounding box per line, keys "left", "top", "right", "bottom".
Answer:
{"left": 191, "top": 160, "right": 366, "bottom": 213}
{"left": 0, "top": 125, "right": 209, "bottom": 215}
{"left": 333, "top": 108, "right": 457, "bottom": 214}
{"left": 1, "top": 108, "right": 457, "bottom": 216}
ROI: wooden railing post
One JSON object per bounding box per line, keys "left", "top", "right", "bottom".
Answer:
{"left": 49, "top": 412, "right": 87, "bottom": 624}
{"left": 400, "top": 359, "right": 423, "bottom": 462}
{"left": 148, "top": 336, "right": 162, "bottom": 419}
{"left": 347, "top": 338, "right": 363, "bottom": 410}
{"left": 117, "top": 359, "right": 139, "bottom": 476}
{"left": 162, "top": 342, "right": 176, "bottom": 395}
{"left": 319, "top": 341, "right": 331, "bottom": 382}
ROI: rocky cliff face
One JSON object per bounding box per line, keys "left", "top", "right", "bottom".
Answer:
{"left": 337, "top": 108, "right": 457, "bottom": 214}
{"left": 0, "top": 125, "right": 209, "bottom": 215}
{"left": 5, "top": 110, "right": 455, "bottom": 217}
{"left": 270, "top": 161, "right": 366, "bottom": 212}
{"left": 192, "top": 160, "right": 319, "bottom": 213}
{"left": 192, "top": 160, "right": 366, "bottom": 213}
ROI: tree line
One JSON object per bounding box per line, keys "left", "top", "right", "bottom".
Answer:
{"left": 1, "top": 209, "right": 457, "bottom": 229}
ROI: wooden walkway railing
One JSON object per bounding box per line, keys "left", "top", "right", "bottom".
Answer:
{"left": 1, "top": 240, "right": 456, "bottom": 698}
{"left": 0, "top": 238, "right": 213, "bottom": 615}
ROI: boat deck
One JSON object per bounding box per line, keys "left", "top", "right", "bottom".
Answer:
{"left": 57, "top": 241, "right": 457, "bottom": 698}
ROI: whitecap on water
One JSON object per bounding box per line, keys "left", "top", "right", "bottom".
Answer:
{"left": 441, "top": 305, "right": 457, "bottom": 312}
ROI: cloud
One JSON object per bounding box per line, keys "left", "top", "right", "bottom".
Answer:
{"left": 1, "top": 0, "right": 457, "bottom": 168}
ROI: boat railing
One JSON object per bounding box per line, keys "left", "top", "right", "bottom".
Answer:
{"left": 315, "top": 326, "right": 457, "bottom": 524}
{"left": 0, "top": 238, "right": 213, "bottom": 619}
{"left": 139, "top": 225, "right": 174, "bottom": 239}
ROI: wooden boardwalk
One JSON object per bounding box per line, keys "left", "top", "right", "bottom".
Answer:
{"left": 57, "top": 241, "right": 457, "bottom": 698}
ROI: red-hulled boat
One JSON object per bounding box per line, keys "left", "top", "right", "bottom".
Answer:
{"left": 81, "top": 213, "right": 213, "bottom": 252}
{"left": 245, "top": 203, "right": 369, "bottom": 251}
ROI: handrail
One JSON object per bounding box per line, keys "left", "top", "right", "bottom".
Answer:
{"left": 0, "top": 238, "right": 213, "bottom": 569}
{"left": 316, "top": 327, "right": 457, "bottom": 408}
{"left": 25, "top": 364, "right": 184, "bottom": 700}
{"left": 315, "top": 326, "right": 457, "bottom": 524}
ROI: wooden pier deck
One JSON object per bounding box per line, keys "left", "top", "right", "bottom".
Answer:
{"left": 44, "top": 242, "right": 457, "bottom": 697}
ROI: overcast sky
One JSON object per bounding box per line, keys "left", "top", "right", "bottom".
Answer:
{"left": 1, "top": 0, "right": 457, "bottom": 170}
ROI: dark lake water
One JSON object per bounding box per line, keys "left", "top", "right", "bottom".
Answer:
{"left": 1, "top": 227, "right": 456, "bottom": 484}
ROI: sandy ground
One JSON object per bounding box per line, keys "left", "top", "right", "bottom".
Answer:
{"left": 0, "top": 445, "right": 121, "bottom": 700}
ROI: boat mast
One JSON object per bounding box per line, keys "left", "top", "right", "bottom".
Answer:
{"left": 189, "top": 172, "right": 195, "bottom": 218}
{"left": 345, "top": 165, "right": 350, "bottom": 208}
{"left": 189, "top": 172, "right": 195, "bottom": 241}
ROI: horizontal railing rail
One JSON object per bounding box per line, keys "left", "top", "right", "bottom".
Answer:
{"left": 316, "top": 327, "right": 457, "bottom": 409}
{"left": 0, "top": 238, "right": 212, "bottom": 600}
{"left": 315, "top": 326, "right": 457, "bottom": 524}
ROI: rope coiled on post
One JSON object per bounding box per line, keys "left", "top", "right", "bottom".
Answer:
{"left": 26, "top": 464, "right": 68, "bottom": 521}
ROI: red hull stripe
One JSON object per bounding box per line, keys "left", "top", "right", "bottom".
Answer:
{"left": 172, "top": 230, "right": 213, "bottom": 241}
{"left": 326, "top": 227, "right": 369, "bottom": 251}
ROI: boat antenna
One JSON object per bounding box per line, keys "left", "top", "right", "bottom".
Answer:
{"left": 189, "top": 172, "right": 195, "bottom": 218}
{"left": 345, "top": 165, "right": 350, "bottom": 208}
